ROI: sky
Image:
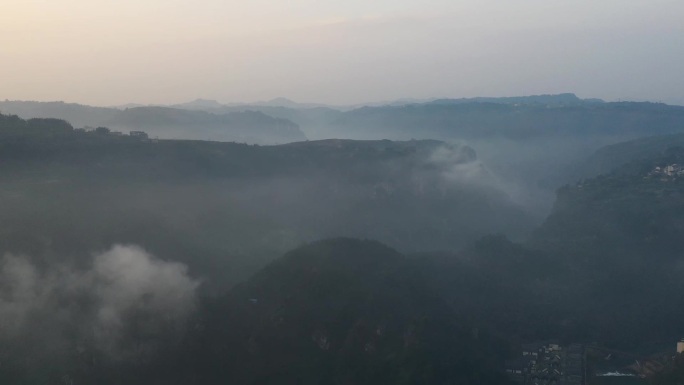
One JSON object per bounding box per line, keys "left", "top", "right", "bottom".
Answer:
{"left": 1, "top": 0, "right": 683, "bottom": 106}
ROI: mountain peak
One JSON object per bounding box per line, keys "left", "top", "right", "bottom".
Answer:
{"left": 173, "top": 98, "right": 225, "bottom": 110}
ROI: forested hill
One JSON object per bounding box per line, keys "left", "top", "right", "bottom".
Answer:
{"left": 0, "top": 113, "right": 473, "bottom": 180}
{"left": 189, "top": 238, "right": 509, "bottom": 385}
{"left": 520, "top": 146, "right": 684, "bottom": 347}
{"left": 571, "top": 132, "right": 684, "bottom": 178}
{"left": 0, "top": 101, "right": 306, "bottom": 144}
{"left": 532, "top": 145, "right": 684, "bottom": 264}
{"left": 403, "top": 143, "right": 684, "bottom": 353}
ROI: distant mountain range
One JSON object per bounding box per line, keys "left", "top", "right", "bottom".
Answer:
{"left": 327, "top": 100, "right": 684, "bottom": 141}
{"left": 428, "top": 93, "right": 604, "bottom": 106}
{"left": 109, "top": 106, "right": 304, "bottom": 144}
{"left": 0, "top": 100, "right": 306, "bottom": 144}
{"left": 138, "top": 93, "right": 607, "bottom": 111}
{"left": 7, "top": 93, "right": 676, "bottom": 145}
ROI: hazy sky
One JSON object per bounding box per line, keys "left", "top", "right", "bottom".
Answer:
{"left": 1, "top": 0, "right": 683, "bottom": 106}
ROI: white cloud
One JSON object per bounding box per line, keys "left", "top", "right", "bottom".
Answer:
{"left": 0, "top": 245, "right": 199, "bottom": 360}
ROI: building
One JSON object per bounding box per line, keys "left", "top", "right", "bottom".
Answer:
{"left": 130, "top": 130, "right": 149, "bottom": 140}
{"left": 507, "top": 341, "right": 584, "bottom": 385}
{"left": 506, "top": 357, "right": 533, "bottom": 383}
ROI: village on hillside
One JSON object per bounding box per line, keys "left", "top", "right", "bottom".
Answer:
{"left": 647, "top": 164, "right": 684, "bottom": 180}
{"left": 505, "top": 342, "right": 584, "bottom": 385}
{"left": 505, "top": 339, "right": 684, "bottom": 384}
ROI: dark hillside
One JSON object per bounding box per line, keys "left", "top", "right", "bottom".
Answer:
{"left": 191, "top": 238, "right": 508, "bottom": 385}
{"left": 407, "top": 144, "right": 684, "bottom": 352}
{"left": 2, "top": 239, "right": 510, "bottom": 384}
{"left": 523, "top": 146, "right": 684, "bottom": 348}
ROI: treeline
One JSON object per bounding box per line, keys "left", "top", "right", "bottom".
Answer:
{"left": 0, "top": 113, "right": 74, "bottom": 136}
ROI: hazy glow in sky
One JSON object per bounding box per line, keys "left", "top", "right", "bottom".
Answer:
{"left": 1, "top": 0, "right": 683, "bottom": 105}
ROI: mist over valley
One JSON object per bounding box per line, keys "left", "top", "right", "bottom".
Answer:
{"left": 3, "top": 0, "right": 684, "bottom": 382}
{"left": 2, "top": 94, "right": 684, "bottom": 382}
